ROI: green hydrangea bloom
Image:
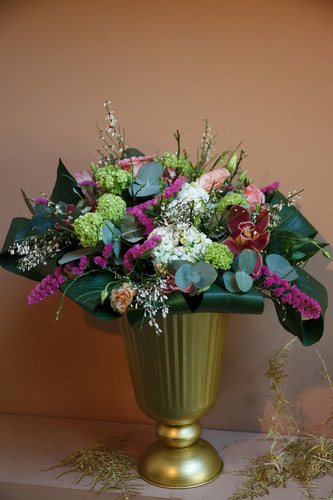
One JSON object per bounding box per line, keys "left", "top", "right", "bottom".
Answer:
{"left": 73, "top": 212, "right": 104, "bottom": 247}
{"left": 217, "top": 192, "right": 249, "bottom": 213}
{"left": 160, "top": 152, "right": 194, "bottom": 177}
{"left": 96, "top": 193, "right": 126, "bottom": 227}
{"left": 204, "top": 242, "right": 234, "bottom": 270}
{"left": 95, "top": 165, "right": 132, "bottom": 194}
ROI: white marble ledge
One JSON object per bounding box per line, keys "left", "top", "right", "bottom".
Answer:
{"left": 0, "top": 413, "right": 332, "bottom": 500}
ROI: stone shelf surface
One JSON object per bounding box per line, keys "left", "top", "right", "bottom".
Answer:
{"left": 0, "top": 414, "right": 332, "bottom": 500}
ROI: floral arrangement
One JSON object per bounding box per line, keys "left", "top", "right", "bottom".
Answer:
{"left": 0, "top": 102, "right": 329, "bottom": 345}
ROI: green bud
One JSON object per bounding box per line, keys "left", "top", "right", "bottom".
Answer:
{"left": 226, "top": 153, "right": 237, "bottom": 173}
{"left": 237, "top": 170, "right": 248, "bottom": 183}
{"left": 244, "top": 177, "right": 253, "bottom": 186}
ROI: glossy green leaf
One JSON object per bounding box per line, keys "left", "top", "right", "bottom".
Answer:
{"left": 126, "top": 283, "right": 264, "bottom": 330}
{"left": 60, "top": 271, "right": 117, "bottom": 312}
{"left": 270, "top": 191, "right": 317, "bottom": 237}
{"left": 20, "top": 189, "right": 37, "bottom": 216}
{"left": 123, "top": 148, "right": 145, "bottom": 158}
{"left": 0, "top": 217, "right": 43, "bottom": 281}
{"left": 50, "top": 159, "right": 82, "bottom": 205}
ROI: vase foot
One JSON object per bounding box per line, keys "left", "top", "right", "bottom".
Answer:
{"left": 138, "top": 438, "right": 223, "bottom": 488}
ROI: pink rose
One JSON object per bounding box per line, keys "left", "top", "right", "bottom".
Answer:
{"left": 243, "top": 184, "right": 265, "bottom": 212}
{"left": 196, "top": 168, "right": 230, "bottom": 192}
{"left": 73, "top": 169, "right": 94, "bottom": 184}
{"left": 118, "top": 156, "right": 154, "bottom": 178}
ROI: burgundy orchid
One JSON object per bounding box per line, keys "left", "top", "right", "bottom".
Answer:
{"left": 223, "top": 205, "right": 270, "bottom": 276}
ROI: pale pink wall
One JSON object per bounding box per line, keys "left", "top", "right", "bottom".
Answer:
{"left": 0, "top": 0, "right": 332, "bottom": 434}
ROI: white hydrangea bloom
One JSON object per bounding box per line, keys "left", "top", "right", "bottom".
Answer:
{"left": 149, "top": 223, "right": 212, "bottom": 268}
{"left": 166, "top": 182, "right": 209, "bottom": 217}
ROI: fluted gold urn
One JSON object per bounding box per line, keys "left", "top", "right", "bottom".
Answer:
{"left": 120, "top": 312, "right": 227, "bottom": 488}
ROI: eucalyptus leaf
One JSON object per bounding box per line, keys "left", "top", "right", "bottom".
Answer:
{"left": 235, "top": 270, "right": 253, "bottom": 292}
{"left": 223, "top": 271, "right": 240, "bottom": 293}
{"left": 233, "top": 249, "right": 257, "bottom": 274}
{"left": 266, "top": 253, "right": 298, "bottom": 281}
{"left": 130, "top": 162, "right": 163, "bottom": 197}
{"left": 58, "top": 247, "right": 97, "bottom": 265}
{"left": 168, "top": 259, "right": 193, "bottom": 274}
{"left": 175, "top": 263, "right": 194, "bottom": 289}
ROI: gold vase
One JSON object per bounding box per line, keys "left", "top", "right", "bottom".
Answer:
{"left": 120, "top": 312, "right": 227, "bottom": 488}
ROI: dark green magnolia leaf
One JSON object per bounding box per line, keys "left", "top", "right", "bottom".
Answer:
{"left": 21, "top": 189, "right": 37, "bottom": 216}
{"left": 15, "top": 214, "right": 55, "bottom": 241}
{"left": 123, "top": 148, "right": 145, "bottom": 158}
{"left": 266, "top": 253, "right": 298, "bottom": 281}
{"left": 270, "top": 191, "right": 317, "bottom": 237}
{"left": 50, "top": 159, "right": 82, "bottom": 205}
{"left": 235, "top": 271, "right": 253, "bottom": 292}
{"left": 268, "top": 229, "right": 327, "bottom": 263}
{"left": 126, "top": 284, "right": 265, "bottom": 330}
{"left": 60, "top": 271, "right": 116, "bottom": 312}
{"left": 0, "top": 217, "right": 53, "bottom": 281}
{"left": 198, "top": 283, "right": 264, "bottom": 314}
{"left": 130, "top": 162, "right": 163, "bottom": 197}
{"left": 274, "top": 267, "right": 327, "bottom": 346}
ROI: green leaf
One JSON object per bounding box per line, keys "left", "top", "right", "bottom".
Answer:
{"left": 130, "top": 162, "right": 163, "bottom": 197}
{"left": 233, "top": 249, "right": 257, "bottom": 274}
{"left": 60, "top": 271, "right": 116, "bottom": 312}
{"left": 0, "top": 217, "right": 43, "bottom": 281}
{"left": 268, "top": 229, "right": 327, "bottom": 263}
{"left": 198, "top": 284, "right": 264, "bottom": 314}
{"left": 15, "top": 214, "right": 55, "bottom": 240}
{"left": 50, "top": 159, "right": 82, "bottom": 205}
{"left": 123, "top": 148, "right": 145, "bottom": 158}
{"left": 21, "top": 189, "right": 37, "bottom": 216}
{"left": 235, "top": 271, "right": 253, "bottom": 292}
{"left": 58, "top": 247, "right": 97, "bottom": 265}
{"left": 266, "top": 253, "right": 298, "bottom": 281}
{"left": 175, "top": 263, "right": 194, "bottom": 289}
{"left": 223, "top": 271, "right": 240, "bottom": 293}
{"left": 270, "top": 191, "right": 318, "bottom": 237}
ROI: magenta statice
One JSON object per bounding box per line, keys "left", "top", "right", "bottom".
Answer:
{"left": 0, "top": 102, "right": 329, "bottom": 345}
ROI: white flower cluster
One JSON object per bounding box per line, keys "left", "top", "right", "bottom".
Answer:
{"left": 149, "top": 223, "right": 212, "bottom": 268}
{"left": 166, "top": 182, "right": 209, "bottom": 218}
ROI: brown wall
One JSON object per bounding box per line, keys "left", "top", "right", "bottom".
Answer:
{"left": 1, "top": 0, "right": 332, "bottom": 434}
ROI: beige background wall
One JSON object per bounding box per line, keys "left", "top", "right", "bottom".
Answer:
{"left": 0, "top": 0, "right": 332, "bottom": 434}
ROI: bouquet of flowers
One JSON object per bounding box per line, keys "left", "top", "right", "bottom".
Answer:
{"left": 0, "top": 102, "right": 329, "bottom": 345}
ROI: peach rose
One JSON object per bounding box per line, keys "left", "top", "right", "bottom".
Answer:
{"left": 196, "top": 168, "right": 230, "bottom": 192}
{"left": 110, "top": 283, "right": 137, "bottom": 315}
{"left": 118, "top": 156, "right": 154, "bottom": 178}
{"left": 243, "top": 183, "right": 265, "bottom": 212}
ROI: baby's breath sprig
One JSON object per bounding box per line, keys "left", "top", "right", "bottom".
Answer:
{"left": 95, "top": 101, "right": 127, "bottom": 166}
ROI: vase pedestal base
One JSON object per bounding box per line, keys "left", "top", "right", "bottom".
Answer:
{"left": 138, "top": 438, "right": 223, "bottom": 488}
